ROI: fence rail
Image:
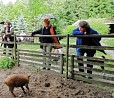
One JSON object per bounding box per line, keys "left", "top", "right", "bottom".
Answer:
{"left": 0, "top": 34, "right": 114, "bottom": 86}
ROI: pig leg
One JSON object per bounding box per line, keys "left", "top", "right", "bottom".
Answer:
{"left": 25, "top": 84, "right": 29, "bottom": 91}
{"left": 25, "top": 84, "right": 30, "bottom": 95}
{"left": 21, "top": 86, "right": 26, "bottom": 94}
{"left": 9, "top": 87, "right": 16, "bottom": 97}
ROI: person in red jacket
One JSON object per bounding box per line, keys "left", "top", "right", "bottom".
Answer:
{"left": 31, "top": 18, "right": 60, "bottom": 70}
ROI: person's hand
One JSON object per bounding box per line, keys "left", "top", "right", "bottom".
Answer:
{"left": 30, "top": 33, "right": 33, "bottom": 36}
{"left": 5, "top": 27, "right": 9, "bottom": 32}
{"left": 84, "top": 32, "right": 87, "bottom": 35}
{"left": 3, "top": 34, "right": 6, "bottom": 39}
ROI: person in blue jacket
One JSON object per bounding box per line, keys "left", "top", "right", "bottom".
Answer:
{"left": 72, "top": 20, "right": 106, "bottom": 78}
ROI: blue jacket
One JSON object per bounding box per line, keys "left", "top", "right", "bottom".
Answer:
{"left": 72, "top": 28, "right": 101, "bottom": 46}
{"left": 72, "top": 27, "right": 106, "bottom": 54}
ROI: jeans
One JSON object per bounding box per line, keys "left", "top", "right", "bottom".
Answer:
{"left": 43, "top": 45, "right": 52, "bottom": 68}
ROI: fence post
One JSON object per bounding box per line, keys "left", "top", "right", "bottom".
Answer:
{"left": 70, "top": 55, "right": 74, "bottom": 79}
{"left": 60, "top": 54, "right": 64, "bottom": 74}
{"left": 43, "top": 44, "right": 46, "bottom": 67}
{"left": 14, "top": 34, "right": 17, "bottom": 61}
{"left": 17, "top": 50, "right": 20, "bottom": 66}
{"left": 65, "top": 34, "right": 69, "bottom": 79}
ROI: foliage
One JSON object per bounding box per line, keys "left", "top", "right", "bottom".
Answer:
{"left": 87, "top": 19, "right": 110, "bottom": 34}
{"left": 50, "top": 18, "right": 65, "bottom": 34}
{"left": 62, "top": 25, "right": 76, "bottom": 34}
{"left": 0, "top": 57, "right": 15, "bottom": 69}
{"left": 12, "top": 14, "right": 28, "bottom": 34}
{"left": 102, "top": 38, "right": 114, "bottom": 47}
{"left": 0, "top": 0, "right": 48, "bottom": 32}
{"left": 62, "top": 19, "right": 109, "bottom": 35}
{"left": 0, "top": 0, "right": 113, "bottom": 33}
{"left": 57, "top": 0, "right": 114, "bottom": 25}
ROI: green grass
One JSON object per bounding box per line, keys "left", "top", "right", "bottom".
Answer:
{"left": 96, "top": 83, "right": 114, "bottom": 92}
{"left": 18, "top": 44, "right": 40, "bottom": 50}
{"left": 0, "top": 57, "right": 15, "bottom": 69}
{"left": 101, "top": 38, "right": 114, "bottom": 47}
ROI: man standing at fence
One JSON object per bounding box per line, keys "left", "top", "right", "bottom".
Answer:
{"left": 72, "top": 20, "right": 106, "bottom": 79}
{"left": 31, "top": 18, "right": 60, "bottom": 70}
{"left": 1, "top": 20, "right": 15, "bottom": 55}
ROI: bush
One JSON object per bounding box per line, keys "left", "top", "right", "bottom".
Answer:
{"left": 62, "top": 25, "right": 76, "bottom": 34}
{"left": 0, "top": 57, "right": 15, "bottom": 69}
{"left": 87, "top": 18, "right": 109, "bottom": 34}
{"left": 62, "top": 18, "right": 109, "bottom": 35}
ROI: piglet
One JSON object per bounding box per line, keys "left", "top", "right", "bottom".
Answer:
{"left": 4, "top": 74, "right": 30, "bottom": 97}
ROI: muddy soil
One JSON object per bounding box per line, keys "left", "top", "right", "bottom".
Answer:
{"left": 0, "top": 65, "right": 113, "bottom": 98}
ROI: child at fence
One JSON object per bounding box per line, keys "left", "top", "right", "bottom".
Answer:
{"left": 31, "top": 18, "right": 61, "bottom": 70}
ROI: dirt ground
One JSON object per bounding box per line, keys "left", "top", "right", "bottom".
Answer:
{"left": 0, "top": 65, "right": 114, "bottom": 98}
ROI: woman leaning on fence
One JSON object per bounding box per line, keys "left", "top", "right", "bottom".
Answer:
{"left": 72, "top": 20, "right": 106, "bottom": 79}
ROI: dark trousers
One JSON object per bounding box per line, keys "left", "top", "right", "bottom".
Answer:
{"left": 3, "top": 44, "right": 7, "bottom": 54}
{"left": 77, "top": 49, "right": 96, "bottom": 74}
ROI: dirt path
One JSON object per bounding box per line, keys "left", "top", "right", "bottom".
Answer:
{"left": 0, "top": 65, "right": 113, "bottom": 98}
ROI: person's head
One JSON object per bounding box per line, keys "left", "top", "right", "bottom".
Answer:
{"left": 43, "top": 18, "right": 50, "bottom": 27}
{"left": 5, "top": 20, "right": 11, "bottom": 28}
{"left": 78, "top": 21, "right": 90, "bottom": 32}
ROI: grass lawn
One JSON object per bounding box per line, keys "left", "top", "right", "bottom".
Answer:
{"left": 17, "top": 44, "right": 40, "bottom": 50}
{"left": 101, "top": 38, "right": 114, "bottom": 47}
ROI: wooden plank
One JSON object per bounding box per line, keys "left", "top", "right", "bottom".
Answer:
{"left": 69, "top": 55, "right": 114, "bottom": 62}
{"left": 74, "top": 75, "right": 114, "bottom": 87}
{"left": 73, "top": 70, "right": 114, "bottom": 81}
{"left": 19, "top": 49, "right": 43, "bottom": 53}
{"left": 73, "top": 65, "right": 114, "bottom": 75}
{"left": 19, "top": 54, "right": 58, "bottom": 61}
{"left": 73, "top": 59, "right": 114, "bottom": 68}
{"left": 60, "top": 54, "right": 64, "bottom": 74}
{"left": 70, "top": 44, "right": 114, "bottom": 50}
{"left": 93, "top": 68, "right": 114, "bottom": 74}
{"left": 19, "top": 55, "right": 60, "bottom": 66}
{"left": 19, "top": 59, "right": 61, "bottom": 71}
{"left": 70, "top": 55, "right": 75, "bottom": 79}
{"left": 0, "top": 48, "right": 14, "bottom": 51}
{"left": 19, "top": 52, "right": 59, "bottom": 60}
{"left": 19, "top": 49, "right": 64, "bottom": 56}
{"left": 17, "top": 41, "right": 63, "bottom": 48}
{"left": 70, "top": 34, "right": 114, "bottom": 38}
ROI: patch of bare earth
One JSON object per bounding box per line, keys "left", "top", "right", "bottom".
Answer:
{"left": 0, "top": 65, "right": 113, "bottom": 98}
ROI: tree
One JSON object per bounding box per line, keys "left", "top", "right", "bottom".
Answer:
{"left": 57, "top": 0, "right": 114, "bottom": 25}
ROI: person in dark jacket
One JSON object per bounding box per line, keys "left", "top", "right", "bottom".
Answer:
{"left": 31, "top": 18, "right": 57, "bottom": 48}
{"left": 72, "top": 20, "right": 106, "bottom": 79}
{"left": 31, "top": 18, "right": 60, "bottom": 70}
